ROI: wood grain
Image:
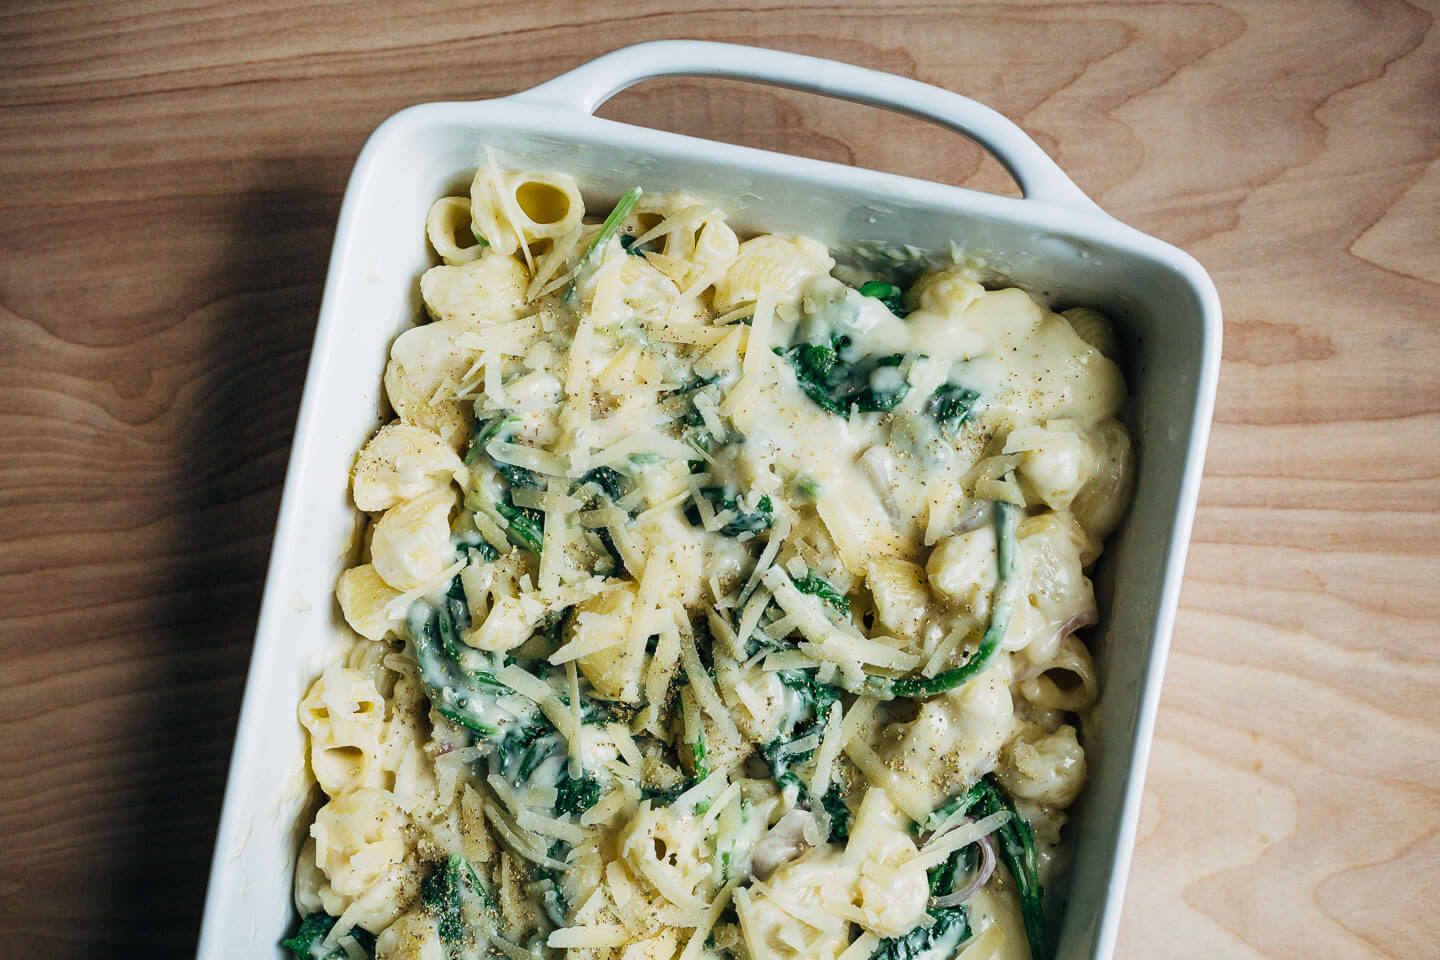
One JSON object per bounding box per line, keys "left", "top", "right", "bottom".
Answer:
{"left": 1, "top": 1, "right": 1436, "bottom": 957}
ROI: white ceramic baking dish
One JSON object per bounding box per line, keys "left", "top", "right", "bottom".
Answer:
{"left": 196, "top": 40, "right": 1221, "bottom": 960}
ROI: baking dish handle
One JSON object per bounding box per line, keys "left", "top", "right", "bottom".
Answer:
{"left": 510, "top": 40, "right": 1100, "bottom": 213}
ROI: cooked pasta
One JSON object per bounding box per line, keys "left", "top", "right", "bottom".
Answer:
{"left": 282, "top": 168, "right": 1135, "bottom": 960}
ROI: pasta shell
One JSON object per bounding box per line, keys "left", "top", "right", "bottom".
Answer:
{"left": 420, "top": 253, "right": 530, "bottom": 326}
{"left": 299, "top": 666, "right": 386, "bottom": 796}
{"left": 874, "top": 665, "right": 1013, "bottom": 811}
{"left": 865, "top": 557, "right": 931, "bottom": 639}
{"left": 1004, "top": 420, "right": 1098, "bottom": 511}
{"left": 370, "top": 489, "right": 456, "bottom": 591}
{"left": 1062, "top": 306, "right": 1122, "bottom": 361}
{"left": 336, "top": 563, "right": 405, "bottom": 641}
{"left": 1014, "top": 513, "right": 1096, "bottom": 659}
{"left": 910, "top": 265, "right": 984, "bottom": 316}
{"left": 1070, "top": 417, "right": 1134, "bottom": 561}
{"left": 374, "top": 910, "right": 445, "bottom": 960}
{"left": 384, "top": 320, "right": 476, "bottom": 447}
{"left": 1018, "top": 635, "right": 1099, "bottom": 713}
{"left": 691, "top": 218, "right": 740, "bottom": 277}
{"left": 618, "top": 255, "right": 680, "bottom": 326}
{"left": 712, "top": 235, "right": 835, "bottom": 319}
{"left": 997, "top": 720, "right": 1087, "bottom": 807}
{"left": 470, "top": 169, "right": 584, "bottom": 254}
{"left": 926, "top": 524, "right": 997, "bottom": 617}
{"left": 425, "top": 196, "right": 485, "bottom": 266}
{"left": 352, "top": 422, "right": 463, "bottom": 512}
{"left": 310, "top": 787, "right": 414, "bottom": 928}
{"left": 467, "top": 594, "right": 546, "bottom": 652}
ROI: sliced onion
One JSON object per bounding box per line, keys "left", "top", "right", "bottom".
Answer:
{"left": 1060, "top": 608, "right": 1099, "bottom": 637}
{"left": 1018, "top": 609, "right": 1098, "bottom": 681}
{"left": 933, "top": 833, "right": 998, "bottom": 908}
{"left": 751, "top": 809, "right": 815, "bottom": 878}
{"left": 952, "top": 501, "right": 993, "bottom": 535}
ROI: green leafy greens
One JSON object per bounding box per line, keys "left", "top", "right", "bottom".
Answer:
{"left": 791, "top": 572, "right": 850, "bottom": 615}
{"left": 870, "top": 906, "right": 969, "bottom": 960}
{"left": 927, "top": 383, "right": 983, "bottom": 434}
{"left": 966, "top": 777, "right": 1049, "bottom": 960}
{"left": 555, "top": 770, "right": 602, "bottom": 816}
{"left": 464, "top": 410, "right": 545, "bottom": 555}
{"left": 281, "top": 912, "right": 376, "bottom": 960}
{"left": 910, "top": 775, "right": 1049, "bottom": 960}
{"left": 757, "top": 670, "right": 849, "bottom": 838}
{"left": 421, "top": 854, "right": 495, "bottom": 958}
{"left": 872, "top": 501, "right": 1019, "bottom": 700}
{"left": 410, "top": 585, "right": 509, "bottom": 737}
{"left": 775, "top": 333, "right": 911, "bottom": 418}
{"left": 565, "top": 187, "right": 642, "bottom": 302}
{"left": 858, "top": 279, "right": 909, "bottom": 317}
{"left": 684, "top": 487, "right": 774, "bottom": 537}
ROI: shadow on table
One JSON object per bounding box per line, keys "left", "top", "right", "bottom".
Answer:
{"left": 99, "top": 185, "right": 341, "bottom": 959}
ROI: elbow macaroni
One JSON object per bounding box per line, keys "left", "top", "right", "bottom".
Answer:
{"left": 286, "top": 167, "right": 1136, "bottom": 959}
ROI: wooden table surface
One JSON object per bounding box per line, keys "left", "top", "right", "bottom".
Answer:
{"left": 2, "top": 1, "right": 1437, "bottom": 957}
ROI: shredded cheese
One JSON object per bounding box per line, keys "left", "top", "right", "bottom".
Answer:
{"left": 733, "top": 887, "right": 775, "bottom": 960}
{"left": 808, "top": 701, "right": 844, "bottom": 802}
{"left": 515, "top": 806, "right": 585, "bottom": 845}
{"left": 915, "top": 810, "right": 1011, "bottom": 870}
{"left": 838, "top": 933, "right": 881, "bottom": 960}
{"left": 839, "top": 696, "right": 877, "bottom": 748}
{"left": 496, "top": 664, "right": 575, "bottom": 741}
{"left": 678, "top": 628, "right": 743, "bottom": 746}
{"left": 638, "top": 624, "right": 681, "bottom": 733}
{"left": 482, "top": 801, "right": 569, "bottom": 871}
{"left": 381, "top": 557, "right": 467, "bottom": 619}
{"left": 678, "top": 878, "right": 742, "bottom": 960}
{"left": 547, "top": 925, "right": 630, "bottom": 949}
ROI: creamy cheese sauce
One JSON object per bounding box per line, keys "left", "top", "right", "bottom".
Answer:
{"left": 289, "top": 169, "right": 1136, "bottom": 960}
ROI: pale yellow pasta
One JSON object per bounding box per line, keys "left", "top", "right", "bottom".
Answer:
{"left": 287, "top": 170, "right": 1139, "bottom": 960}
{"left": 1071, "top": 417, "right": 1135, "bottom": 563}
{"left": 382, "top": 321, "right": 475, "bottom": 446}
{"left": 926, "top": 523, "right": 998, "bottom": 618}
{"left": 374, "top": 909, "right": 444, "bottom": 960}
{"left": 468, "top": 593, "right": 546, "bottom": 652}
{"left": 712, "top": 235, "right": 835, "bottom": 318}
{"left": 865, "top": 557, "right": 930, "bottom": 640}
{"left": 1003, "top": 420, "right": 1097, "bottom": 511}
{"left": 567, "top": 582, "right": 644, "bottom": 701}
{"left": 1019, "top": 634, "right": 1100, "bottom": 713}
{"left": 294, "top": 837, "right": 328, "bottom": 915}
{"left": 691, "top": 218, "right": 741, "bottom": 278}
{"left": 299, "top": 665, "right": 387, "bottom": 796}
{"left": 1011, "top": 514, "right": 1097, "bottom": 661}
{"left": 352, "top": 422, "right": 462, "bottom": 513}
{"left": 844, "top": 790, "right": 929, "bottom": 937}
{"left": 470, "top": 169, "right": 584, "bottom": 255}
{"left": 618, "top": 802, "right": 713, "bottom": 909}
{"left": 369, "top": 488, "right": 456, "bottom": 591}
{"left": 419, "top": 252, "right": 530, "bottom": 326}
{"left": 716, "top": 660, "right": 794, "bottom": 744}
{"left": 1061, "top": 306, "right": 1121, "bottom": 361}
{"left": 336, "top": 564, "right": 405, "bottom": 641}
{"left": 873, "top": 664, "right": 1015, "bottom": 813}
{"left": 424, "top": 196, "right": 485, "bottom": 266}
{"left": 310, "top": 788, "right": 415, "bottom": 931}
{"left": 997, "top": 722, "right": 1087, "bottom": 807}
